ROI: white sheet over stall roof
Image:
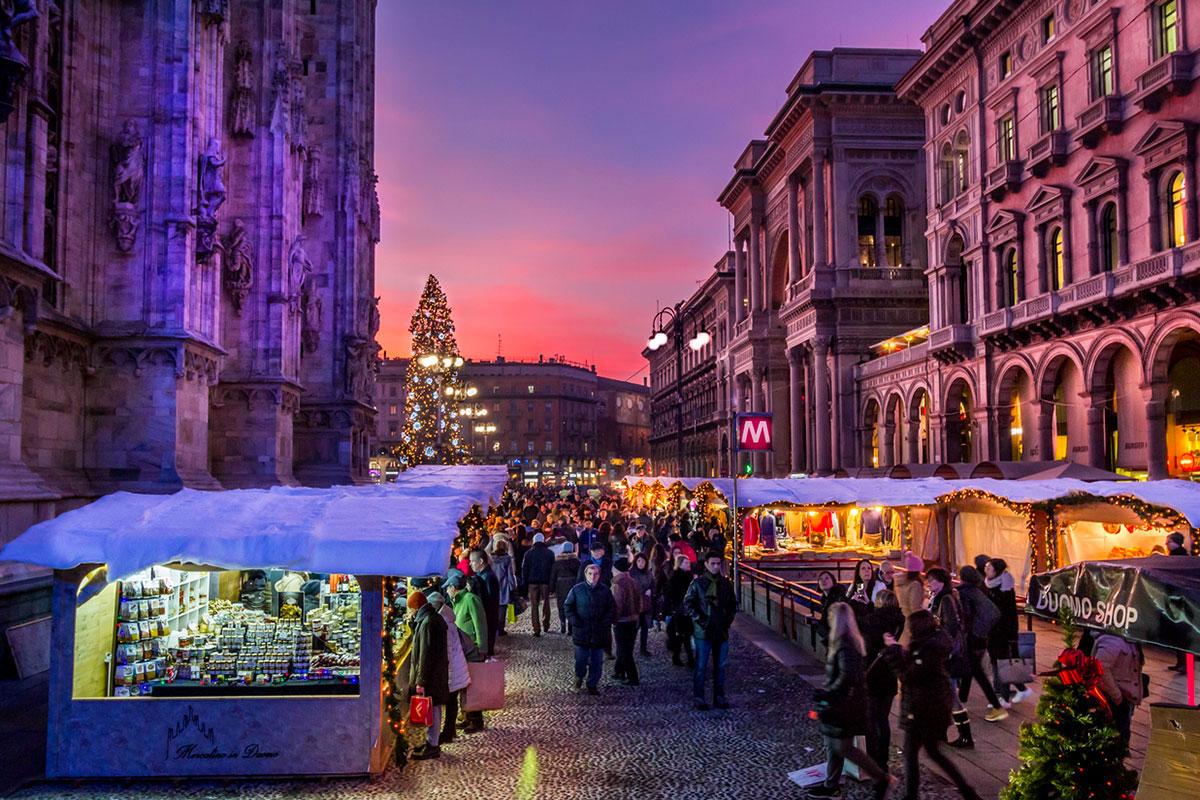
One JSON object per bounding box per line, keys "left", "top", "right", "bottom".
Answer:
{"left": 0, "top": 465, "right": 511, "bottom": 581}
{"left": 626, "top": 475, "right": 1200, "bottom": 525}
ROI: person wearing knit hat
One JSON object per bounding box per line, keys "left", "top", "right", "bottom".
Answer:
{"left": 894, "top": 552, "right": 927, "bottom": 647}
{"left": 523, "top": 527, "right": 556, "bottom": 636}
{"left": 407, "top": 583, "right": 449, "bottom": 760}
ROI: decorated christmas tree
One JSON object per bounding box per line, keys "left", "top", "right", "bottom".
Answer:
{"left": 395, "top": 275, "right": 471, "bottom": 468}
{"left": 1000, "top": 611, "right": 1138, "bottom": 800}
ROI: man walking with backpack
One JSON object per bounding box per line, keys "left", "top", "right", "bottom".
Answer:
{"left": 956, "top": 566, "right": 1008, "bottom": 721}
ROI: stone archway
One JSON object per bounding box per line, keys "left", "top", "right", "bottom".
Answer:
{"left": 883, "top": 392, "right": 904, "bottom": 467}
{"left": 1038, "top": 352, "right": 1086, "bottom": 463}
{"left": 907, "top": 386, "right": 931, "bottom": 463}
{"left": 770, "top": 232, "right": 789, "bottom": 310}
{"left": 994, "top": 361, "right": 1035, "bottom": 461}
{"left": 1147, "top": 321, "right": 1200, "bottom": 478}
{"left": 1087, "top": 340, "right": 1146, "bottom": 474}
{"left": 944, "top": 378, "right": 974, "bottom": 464}
{"left": 863, "top": 397, "right": 882, "bottom": 468}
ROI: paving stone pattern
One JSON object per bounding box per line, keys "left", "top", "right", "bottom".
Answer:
{"left": 14, "top": 614, "right": 969, "bottom": 800}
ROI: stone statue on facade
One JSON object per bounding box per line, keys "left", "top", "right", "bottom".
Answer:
{"left": 369, "top": 176, "right": 381, "bottom": 243}
{"left": 222, "top": 219, "right": 253, "bottom": 312}
{"left": 289, "top": 236, "right": 321, "bottom": 354}
{"left": 109, "top": 121, "right": 143, "bottom": 253}
{"left": 0, "top": 0, "right": 37, "bottom": 124}
{"left": 290, "top": 74, "right": 307, "bottom": 150}
{"left": 230, "top": 40, "right": 254, "bottom": 138}
{"left": 342, "top": 143, "right": 360, "bottom": 215}
{"left": 198, "top": 0, "right": 229, "bottom": 25}
{"left": 302, "top": 146, "right": 323, "bottom": 221}
{"left": 270, "top": 52, "right": 289, "bottom": 135}
{"left": 344, "top": 339, "right": 373, "bottom": 400}
{"left": 196, "top": 137, "right": 227, "bottom": 258}
{"left": 368, "top": 296, "right": 381, "bottom": 340}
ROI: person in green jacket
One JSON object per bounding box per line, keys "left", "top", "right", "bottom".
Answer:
{"left": 445, "top": 572, "right": 488, "bottom": 652}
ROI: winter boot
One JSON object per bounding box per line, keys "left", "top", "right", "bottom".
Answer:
{"left": 948, "top": 709, "right": 974, "bottom": 748}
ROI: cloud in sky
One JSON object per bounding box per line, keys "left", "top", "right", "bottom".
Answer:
{"left": 374, "top": 0, "right": 944, "bottom": 378}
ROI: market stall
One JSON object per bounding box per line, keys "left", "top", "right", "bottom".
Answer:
{"left": 0, "top": 465, "right": 509, "bottom": 779}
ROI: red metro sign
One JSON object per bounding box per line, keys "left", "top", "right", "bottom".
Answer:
{"left": 735, "top": 413, "right": 774, "bottom": 452}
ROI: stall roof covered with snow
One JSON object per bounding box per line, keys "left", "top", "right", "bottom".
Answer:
{"left": 0, "top": 465, "right": 510, "bottom": 580}
{"left": 625, "top": 475, "right": 1200, "bottom": 525}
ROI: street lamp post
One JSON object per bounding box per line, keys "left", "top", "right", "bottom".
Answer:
{"left": 474, "top": 422, "right": 496, "bottom": 460}
{"left": 647, "top": 302, "right": 710, "bottom": 477}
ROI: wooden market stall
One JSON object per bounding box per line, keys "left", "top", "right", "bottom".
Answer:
{"left": 0, "top": 465, "right": 509, "bottom": 779}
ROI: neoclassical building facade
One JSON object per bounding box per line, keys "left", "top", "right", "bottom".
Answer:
{"left": 0, "top": 0, "right": 379, "bottom": 596}
{"left": 716, "top": 48, "right": 929, "bottom": 477}
{"left": 645, "top": 255, "right": 733, "bottom": 477}
{"left": 855, "top": 0, "right": 1200, "bottom": 480}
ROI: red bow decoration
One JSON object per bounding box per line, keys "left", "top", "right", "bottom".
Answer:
{"left": 1042, "top": 647, "right": 1112, "bottom": 718}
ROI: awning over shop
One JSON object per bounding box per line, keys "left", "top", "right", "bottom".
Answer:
{"left": 1028, "top": 556, "right": 1200, "bottom": 654}
{"left": 0, "top": 465, "right": 511, "bottom": 580}
{"left": 625, "top": 475, "right": 1200, "bottom": 525}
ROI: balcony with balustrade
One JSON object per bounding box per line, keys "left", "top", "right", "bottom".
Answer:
{"left": 1075, "top": 95, "right": 1124, "bottom": 148}
{"left": 1027, "top": 131, "right": 1069, "bottom": 177}
{"left": 979, "top": 241, "right": 1200, "bottom": 347}
{"left": 1134, "top": 51, "right": 1195, "bottom": 111}
{"left": 985, "top": 160, "right": 1024, "bottom": 200}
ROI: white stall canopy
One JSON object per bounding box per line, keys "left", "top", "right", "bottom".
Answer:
{"left": 627, "top": 475, "right": 1200, "bottom": 524}
{"left": 0, "top": 465, "right": 510, "bottom": 581}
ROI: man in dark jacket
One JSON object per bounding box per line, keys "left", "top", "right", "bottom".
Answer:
{"left": 563, "top": 563, "right": 614, "bottom": 695}
{"left": 468, "top": 549, "right": 501, "bottom": 656}
{"left": 522, "top": 532, "right": 556, "bottom": 637}
{"left": 407, "top": 591, "right": 449, "bottom": 760}
{"left": 577, "top": 541, "right": 613, "bottom": 587}
{"left": 550, "top": 542, "right": 582, "bottom": 634}
{"left": 683, "top": 551, "right": 737, "bottom": 710}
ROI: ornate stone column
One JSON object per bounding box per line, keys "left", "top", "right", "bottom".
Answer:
{"left": 812, "top": 150, "right": 828, "bottom": 269}
{"left": 788, "top": 348, "right": 803, "bottom": 474}
{"left": 813, "top": 339, "right": 831, "bottom": 474}
{"left": 748, "top": 217, "right": 762, "bottom": 313}
{"left": 787, "top": 176, "right": 801, "bottom": 282}
{"left": 1146, "top": 397, "right": 1168, "bottom": 480}
{"left": 882, "top": 421, "right": 896, "bottom": 467}
{"left": 1086, "top": 403, "right": 1107, "bottom": 469}
{"left": 906, "top": 409, "right": 920, "bottom": 464}
{"left": 734, "top": 237, "right": 746, "bottom": 322}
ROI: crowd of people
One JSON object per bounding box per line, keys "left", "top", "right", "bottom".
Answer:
{"left": 400, "top": 483, "right": 735, "bottom": 760}
{"left": 399, "top": 483, "right": 1177, "bottom": 798}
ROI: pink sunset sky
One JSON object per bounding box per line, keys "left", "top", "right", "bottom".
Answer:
{"left": 374, "top": 0, "right": 946, "bottom": 380}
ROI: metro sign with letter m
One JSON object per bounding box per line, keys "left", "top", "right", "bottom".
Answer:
{"left": 735, "top": 413, "right": 773, "bottom": 451}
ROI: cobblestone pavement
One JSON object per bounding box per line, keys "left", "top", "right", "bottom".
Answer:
{"left": 14, "top": 614, "right": 972, "bottom": 800}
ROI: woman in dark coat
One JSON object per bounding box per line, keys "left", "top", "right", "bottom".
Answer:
{"left": 861, "top": 588, "right": 905, "bottom": 772}
{"left": 665, "top": 553, "right": 695, "bottom": 667}
{"left": 883, "top": 610, "right": 982, "bottom": 800}
{"left": 984, "top": 557, "right": 1031, "bottom": 704}
{"left": 810, "top": 601, "right": 892, "bottom": 798}
{"left": 407, "top": 592, "right": 450, "bottom": 758}
{"left": 816, "top": 570, "right": 847, "bottom": 650}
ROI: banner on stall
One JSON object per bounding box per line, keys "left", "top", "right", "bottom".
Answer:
{"left": 1028, "top": 555, "right": 1200, "bottom": 654}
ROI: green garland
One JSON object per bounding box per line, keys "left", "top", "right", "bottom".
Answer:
{"left": 381, "top": 576, "right": 408, "bottom": 765}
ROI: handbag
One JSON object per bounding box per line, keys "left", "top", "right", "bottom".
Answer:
{"left": 408, "top": 694, "right": 433, "bottom": 727}
{"left": 998, "top": 635, "right": 1036, "bottom": 685}
{"left": 463, "top": 658, "right": 506, "bottom": 711}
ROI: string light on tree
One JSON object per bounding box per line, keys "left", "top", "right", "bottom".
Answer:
{"left": 394, "top": 275, "right": 470, "bottom": 467}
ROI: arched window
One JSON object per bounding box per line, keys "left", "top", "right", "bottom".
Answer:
{"left": 884, "top": 196, "right": 904, "bottom": 267}
{"left": 1099, "top": 202, "right": 1119, "bottom": 272}
{"left": 954, "top": 130, "right": 970, "bottom": 195}
{"left": 1165, "top": 171, "right": 1186, "bottom": 248}
{"left": 858, "top": 195, "right": 878, "bottom": 267}
{"left": 1003, "top": 247, "right": 1020, "bottom": 307}
{"left": 1047, "top": 226, "right": 1065, "bottom": 290}
{"left": 939, "top": 144, "right": 954, "bottom": 205}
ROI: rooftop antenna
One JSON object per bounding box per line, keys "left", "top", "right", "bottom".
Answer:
{"left": 496, "top": 333, "right": 502, "bottom": 359}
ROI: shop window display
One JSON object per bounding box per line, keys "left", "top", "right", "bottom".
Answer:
{"left": 74, "top": 566, "right": 362, "bottom": 699}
